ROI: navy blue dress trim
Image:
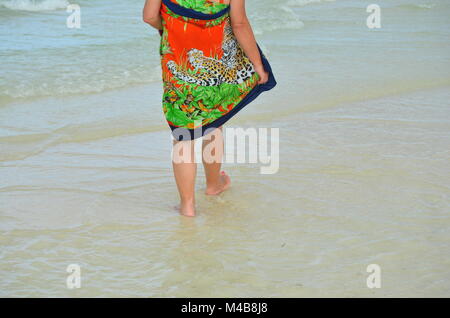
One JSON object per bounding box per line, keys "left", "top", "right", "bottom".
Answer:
{"left": 169, "top": 43, "right": 277, "bottom": 141}
{"left": 162, "top": 0, "right": 230, "bottom": 20}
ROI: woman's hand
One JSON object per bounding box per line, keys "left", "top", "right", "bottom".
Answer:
{"left": 230, "top": 1, "right": 269, "bottom": 85}
{"left": 254, "top": 64, "right": 269, "bottom": 85}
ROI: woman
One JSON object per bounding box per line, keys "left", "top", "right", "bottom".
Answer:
{"left": 143, "top": 0, "right": 276, "bottom": 217}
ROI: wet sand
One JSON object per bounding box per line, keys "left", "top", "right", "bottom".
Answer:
{"left": 1, "top": 86, "right": 449, "bottom": 297}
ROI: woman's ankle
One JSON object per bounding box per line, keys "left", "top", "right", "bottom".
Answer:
{"left": 180, "top": 197, "right": 195, "bottom": 207}
{"left": 179, "top": 198, "right": 196, "bottom": 216}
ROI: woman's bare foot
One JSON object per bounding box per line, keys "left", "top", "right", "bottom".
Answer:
{"left": 205, "top": 171, "right": 231, "bottom": 195}
{"left": 177, "top": 199, "right": 196, "bottom": 217}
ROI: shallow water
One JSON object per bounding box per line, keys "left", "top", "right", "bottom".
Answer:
{"left": 1, "top": 87, "right": 449, "bottom": 297}
{"left": 1, "top": 0, "right": 450, "bottom": 297}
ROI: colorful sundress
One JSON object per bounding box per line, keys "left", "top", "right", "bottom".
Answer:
{"left": 158, "top": 0, "right": 277, "bottom": 140}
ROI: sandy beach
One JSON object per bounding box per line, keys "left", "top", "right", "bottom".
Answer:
{"left": 1, "top": 0, "right": 449, "bottom": 297}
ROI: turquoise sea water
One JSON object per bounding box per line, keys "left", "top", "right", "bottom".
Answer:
{"left": 1, "top": 0, "right": 449, "bottom": 103}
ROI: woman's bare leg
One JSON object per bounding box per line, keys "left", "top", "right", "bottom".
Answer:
{"left": 172, "top": 139, "right": 197, "bottom": 216}
{"left": 202, "top": 126, "right": 231, "bottom": 195}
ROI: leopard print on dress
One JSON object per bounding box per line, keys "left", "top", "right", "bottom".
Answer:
{"left": 166, "top": 18, "right": 256, "bottom": 86}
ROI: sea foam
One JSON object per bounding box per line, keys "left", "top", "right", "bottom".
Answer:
{"left": 0, "top": 0, "right": 69, "bottom": 11}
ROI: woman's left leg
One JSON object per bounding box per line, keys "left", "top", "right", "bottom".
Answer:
{"left": 172, "top": 139, "right": 197, "bottom": 217}
{"left": 202, "top": 126, "right": 231, "bottom": 195}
